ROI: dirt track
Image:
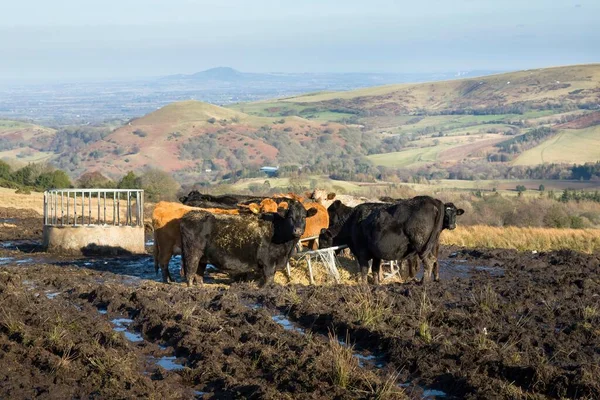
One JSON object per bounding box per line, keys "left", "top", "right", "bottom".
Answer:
{"left": 1, "top": 210, "right": 599, "bottom": 399}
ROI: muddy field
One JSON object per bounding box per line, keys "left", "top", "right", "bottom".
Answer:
{"left": 0, "top": 209, "right": 599, "bottom": 399}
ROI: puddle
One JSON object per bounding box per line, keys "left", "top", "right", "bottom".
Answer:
{"left": 123, "top": 331, "right": 144, "bottom": 342}
{"left": 423, "top": 389, "right": 448, "bottom": 398}
{"left": 156, "top": 356, "right": 185, "bottom": 371}
{"left": 110, "top": 318, "right": 144, "bottom": 342}
{"left": 272, "top": 314, "right": 305, "bottom": 334}
{"left": 45, "top": 291, "right": 60, "bottom": 299}
{"left": 0, "top": 218, "right": 16, "bottom": 223}
{"left": 194, "top": 390, "right": 206, "bottom": 397}
{"left": 415, "top": 260, "right": 504, "bottom": 280}
{"left": 354, "top": 352, "right": 385, "bottom": 369}
{"left": 15, "top": 258, "right": 34, "bottom": 264}
{"left": 0, "top": 257, "right": 13, "bottom": 265}
{"left": 98, "top": 308, "right": 108, "bottom": 315}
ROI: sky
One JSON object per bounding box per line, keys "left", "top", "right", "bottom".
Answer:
{"left": 1, "top": 0, "right": 599, "bottom": 83}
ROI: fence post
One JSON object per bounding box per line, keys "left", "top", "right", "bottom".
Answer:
{"left": 43, "top": 191, "right": 47, "bottom": 225}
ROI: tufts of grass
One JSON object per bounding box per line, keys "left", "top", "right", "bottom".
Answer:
{"left": 327, "top": 330, "right": 358, "bottom": 389}
{"left": 360, "top": 370, "right": 407, "bottom": 400}
{"left": 418, "top": 321, "right": 432, "bottom": 344}
{"left": 581, "top": 305, "right": 598, "bottom": 321}
{"left": 349, "top": 286, "right": 390, "bottom": 328}
{"left": 471, "top": 282, "right": 499, "bottom": 313}
{"left": 0, "top": 308, "right": 24, "bottom": 337}
{"left": 52, "top": 344, "right": 77, "bottom": 374}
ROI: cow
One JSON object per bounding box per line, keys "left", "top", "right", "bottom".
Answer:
{"left": 179, "top": 191, "right": 260, "bottom": 208}
{"left": 308, "top": 189, "right": 378, "bottom": 209}
{"left": 152, "top": 197, "right": 324, "bottom": 283}
{"left": 180, "top": 200, "right": 318, "bottom": 287}
{"left": 152, "top": 201, "right": 274, "bottom": 283}
{"left": 347, "top": 196, "right": 463, "bottom": 284}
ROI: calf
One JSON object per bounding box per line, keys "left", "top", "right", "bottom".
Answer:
{"left": 180, "top": 200, "right": 317, "bottom": 286}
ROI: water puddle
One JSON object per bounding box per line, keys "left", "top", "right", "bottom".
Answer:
{"left": 110, "top": 318, "right": 144, "bottom": 343}
{"left": 272, "top": 314, "right": 305, "bottom": 334}
{"left": 194, "top": 390, "right": 206, "bottom": 398}
{"left": 45, "top": 291, "right": 60, "bottom": 299}
{"left": 15, "top": 258, "right": 34, "bottom": 264}
{"left": 155, "top": 356, "right": 185, "bottom": 371}
{"left": 0, "top": 218, "right": 16, "bottom": 223}
{"left": 98, "top": 307, "right": 108, "bottom": 315}
{"left": 0, "top": 257, "right": 13, "bottom": 265}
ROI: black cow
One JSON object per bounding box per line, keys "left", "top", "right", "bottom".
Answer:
{"left": 180, "top": 200, "right": 317, "bottom": 287}
{"left": 179, "top": 191, "right": 263, "bottom": 208}
{"left": 349, "top": 196, "right": 463, "bottom": 284}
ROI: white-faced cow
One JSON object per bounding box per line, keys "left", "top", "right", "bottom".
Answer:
{"left": 180, "top": 200, "right": 317, "bottom": 286}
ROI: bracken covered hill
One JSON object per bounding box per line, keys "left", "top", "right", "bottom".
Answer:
{"left": 80, "top": 101, "right": 350, "bottom": 177}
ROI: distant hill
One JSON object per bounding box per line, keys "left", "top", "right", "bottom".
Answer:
{"left": 232, "top": 64, "right": 600, "bottom": 173}
{"left": 0, "top": 120, "right": 56, "bottom": 164}
{"left": 1, "top": 64, "right": 598, "bottom": 184}
{"left": 76, "top": 100, "right": 352, "bottom": 180}
{"left": 237, "top": 64, "right": 600, "bottom": 116}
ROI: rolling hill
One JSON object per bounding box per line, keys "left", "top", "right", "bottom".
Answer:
{"left": 1, "top": 64, "right": 598, "bottom": 185}
{"left": 232, "top": 64, "right": 600, "bottom": 170}
{"left": 0, "top": 120, "right": 56, "bottom": 164}
{"left": 76, "top": 100, "right": 351, "bottom": 179}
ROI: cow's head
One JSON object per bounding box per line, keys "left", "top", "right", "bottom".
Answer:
{"left": 443, "top": 203, "right": 464, "bottom": 230}
{"left": 262, "top": 200, "right": 318, "bottom": 243}
{"left": 318, "top": 228, "right": 333, "bottom": 249}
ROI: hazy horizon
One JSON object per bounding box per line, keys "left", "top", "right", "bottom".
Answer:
{"left": 2, "top": 0, "right": 599, "bottom": 83}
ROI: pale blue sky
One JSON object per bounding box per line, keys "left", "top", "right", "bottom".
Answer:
{"left": 1, "top": 0, "right": 598, "bottom": 82}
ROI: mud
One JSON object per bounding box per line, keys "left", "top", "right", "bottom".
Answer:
{"left": 1, "top": 211, "right": 599, "bottom": 399}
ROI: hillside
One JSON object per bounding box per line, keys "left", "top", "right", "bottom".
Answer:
{"left": 77, "top": 100, "right": 351, "bottom": 179}
{"left": 0, "top": 120, "right": 56, "bottom": 164}
{"left": 232, "top": 64, "right": 600, "bottom": 171}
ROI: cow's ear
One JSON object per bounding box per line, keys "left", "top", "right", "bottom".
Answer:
{"left": 327, "top": 192, "right": 336, "bottom": 200}
{"left": 277, "top": 207, "right": 287, "bottom": 217}
{"left": 248, "top": 204, "right": 260, "bottom": 214}
{"left": 333, "top": 200, "right": 342, "bottom": 206}
{"left": 456, "top": 208, "right": 465, "bottom": 216}
{"left": 306, "top": 207, "right": 318, "bottom": 217}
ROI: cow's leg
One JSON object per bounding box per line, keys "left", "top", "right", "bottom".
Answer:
{"left": 409, "top": 256, "right": 419, "bottom": 281}
{"left": 260, "top": 262, "right": 276, "bottom": 287}
{"left": 372, "top": 258, "right": 382, "bottom": 285}
{"left": 181, "top": 243, "right": 200, "bottom": 287}
{"left": 420, "top": 252, "right": 436, "bottom": 284}
{"left": 195, "top": 262, "right": 207, "bottom": 285}
{"left": 158, "top": 247, "right": 173, "bottom": 284}
{"left": 357, "top": 255, "right": 370, "bottom": 284}
{"left": 433, "top": 244, "right": 440, "bottom": 282}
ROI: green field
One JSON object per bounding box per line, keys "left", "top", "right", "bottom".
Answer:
{"left": 367, "top": 144, "right": 453, "bottom": 168}
{"left": 514, "top": 126, "right": 600, "bottom": 165}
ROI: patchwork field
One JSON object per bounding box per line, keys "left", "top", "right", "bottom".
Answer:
{"left": 514, "top": 126, "right": 600, "bottom": 166}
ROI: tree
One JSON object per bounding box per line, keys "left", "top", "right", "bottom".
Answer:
{"left": 516, "top": 185, "right": 526, "bottom": 193}
{"left": 0, "top": 160, "right": 10, "bottom": 180}
{"left": 35, "top": 170, "right": 71, "bottom": 189}
{"left": 539, "top": 184, "right": 545, "bottom": 192}
{"left": 118, "top": 171, "right": 141, "bottom": 189}
{"left": 139, "top": 168, "right": 180, "bottom": 202}
{"left": 77, "top": 171, "right": 115, "bottom": 188}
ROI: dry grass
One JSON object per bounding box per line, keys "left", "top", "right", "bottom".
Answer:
{"left": 0, "top": 187, "right": 44, "bottom": 214}
{"left": 442, "top": 225, "right": 600, "bottom": 253}
{"left": 327, "top": 330, "right": 358, "bottom": 388}
{"left": 0, "top": 187, "right": 155, "bottom": 224}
